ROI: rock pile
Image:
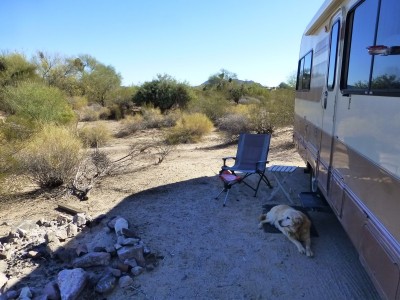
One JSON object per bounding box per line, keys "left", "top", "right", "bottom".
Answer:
{"left": 0, "top": 212, "right": 161, "bottom": 299}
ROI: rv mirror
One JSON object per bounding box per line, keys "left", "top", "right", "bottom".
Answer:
{"left": 367, "top": 45, "right": 400, "bottom": 55}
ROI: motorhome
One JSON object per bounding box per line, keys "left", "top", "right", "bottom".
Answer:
{"left": 293, "top": 0, "right": 400, "bottom": 298}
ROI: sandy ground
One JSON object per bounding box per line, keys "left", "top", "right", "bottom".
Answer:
{"left": 0, "top": 122, "right": 380, "bottom": 299}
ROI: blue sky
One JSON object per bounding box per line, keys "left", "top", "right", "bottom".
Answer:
{"left": 1, "top": 0, "right": 323, "bottom": 87}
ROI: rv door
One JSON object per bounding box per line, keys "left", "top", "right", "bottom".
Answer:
{"left": 318, "top": 16, "right": 341, "bottom": 195}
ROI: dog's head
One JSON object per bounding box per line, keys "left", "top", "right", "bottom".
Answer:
{"left": 278, "top": 210, "right": 304, "bottom": 232}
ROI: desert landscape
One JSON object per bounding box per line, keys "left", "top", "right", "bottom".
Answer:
{"left": 0, "top": 123, "right": 380, "bottom": 299}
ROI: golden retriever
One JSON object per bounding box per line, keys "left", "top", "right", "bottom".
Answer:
{"left": 258, "top": 204, "right": 313, "bottom": 257}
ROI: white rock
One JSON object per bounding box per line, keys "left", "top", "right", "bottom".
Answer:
{"left": 57, "top": 268, "right": 87, "bottom": 300}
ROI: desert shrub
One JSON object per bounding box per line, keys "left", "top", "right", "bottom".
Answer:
{"left": 16, "top": 124, "right": 83, "bottom": 188}
{"left": 108, "top": 103, "right": 123, "bottom": 120}
{"left": 268, "top": 89, "right": 295, "bottom": 127}
{"left": 133, "top": 74, "right": 193, "bottom": 111}
{"left": 0, "top": 115, "right": 36, "bottom": 141}
{"left": 216, "top": 113, "right": 252, "bottom": 141}
{"left": 0, "top": 52, "right": 37, "bottom": 88}
{"left": 115, "top": 115, "right": 144, "bottom": 138}
{"left": 79, "top": 104, "right": 110, "bottom": 121}
{"left": 0, "top": 130, "right": 19, "bottom": 175}
{"left": 78, "top": 123, "right": 111, "bottom": 148}
{"left": 141, "top": 106, "right": 165, "bottom": 128}
{"left": 162, "top": 109, "right": 181, "bottom": 128}
{"left": 68, "top": 96, "right": 88, "bottom": 110}
{"left": 2, "top": 81, "right": 76, "bottom": 125}
{"left": 187, "top": 90, "right": 228, "bottom": 122}
{"left": 248, "top": 105, "right": 274, "bottom": 134}
{"left": 165, "top": 113, "right": 213, "bottom": 144}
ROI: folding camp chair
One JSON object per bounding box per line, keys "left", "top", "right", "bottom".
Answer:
{"left": 215, "top": 133, "right": 273, "bottom": 206}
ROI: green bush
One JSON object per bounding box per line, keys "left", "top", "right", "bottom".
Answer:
{"left": 2, "top": 81, "right": 76, "bottom": 125}
{"left": 68, "top": 96, "right": 88, "bottom": 110}
{"left": 0, "top": 115, "right": 36, "bottom": 141}
{"left": 16, "top": 124, "right": 83, "bottom": 188}
{"left": 133, "top": 74, "right": 193, "bottom": 111}
{"left": 0, "top": 52, "right": 37, "bottom": 88}
{"left": 187, "top": 90, "right": 229, "bottom": 122}
{"left": 78, "top": 123, "right": 111, "bottom": 148}
{"left": 165, "top": 113, "right": 213, "bottom": 144}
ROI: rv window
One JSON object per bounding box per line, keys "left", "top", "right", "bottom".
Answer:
{"left": 343, "top": 0, "right": 400, "bottom": 95}
{"left": 327, "top": 21, "right": 340, "bottom": 90}
{"left": 345, "top": 0, "right": 378, "bottom": 91}
{"left": 371, "top": 0, "right": 400, "bottom": 91}
{"left": 296, "top": 51, "right": 313, "bottom": 91}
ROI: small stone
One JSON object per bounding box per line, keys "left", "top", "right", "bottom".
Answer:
{"left": 118, "top": 275, "right": 134, "bottom": 288}
{"left": 46, "top": 242, "right": 61, "bottom": 258}
{"left": 57, "top": 268, "right": 87, "bottom": 300}
{"left": 123, "top": 258, "right": 138, "bottom": 268}
{"left": 106, "top": 216, "right": 120, "bottom": 229}
{"left": 19, "top": 286, "right": 32, "bottom": 298}
{"left": 45, "top": 231, "right": 60, "bottom": 244}
{"left": 66, "top": 223, "right": 78, "bottom": 238}
{"left": 114, "top": 218, "right": 129, "bottom": 236}
{"left": 27, "top": 250, "right": 41, "bottom": 259}
{"left": 95, "top": 273, "right": 117, "bottom": 294}
{"left": 72, "top": 252, "right": 111, "bottom": 268}
{"left": 73, "top": 213, "right": 86, "bottom": 227}
{"left": 108, "top": 267, "right": 122, "bottom": 277}
{"left": 0, "top": 243, "right": 10, "bottom": 260}
{"left": 75, "top": 244, "right": 88, "bottom": 257}
{"left": 55, "top": 228, "right": 68, "bottom": 241}
{"left": 6, "top": 290, "right": 18, "bottom": 299}
{"left": 112, "top": 261, "right": 129, "bottom": 273}
{"left": 121, "top": 228, "right": 139, "bottom": 238}
{"left": 57, "top": 214, "right": 72, "bottom": 226}
{"left": 117, "top": 245, "right": 145, "bottom": 267}
{"left": 117, "top": 236, "right": 140, "bottom": 246}
{"left": 43, "top": 280, "right": 60, "bottom": 300}
{"left": 131, "top": 266, "right": 144, "bottom": 276}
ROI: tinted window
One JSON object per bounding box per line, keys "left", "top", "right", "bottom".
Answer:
{"left": 296, "top": 51, "right": 313, "bottom": 91}
{"left": 327, "top": 21, "right": 340, "bottom": 90}
{"left": 346, "top": 0, "right": 378, "bottom": 90}
{"left": 371, "top": 0, "right": 400, "bottom": 90}
{"left": 343, "top": 0, "right": 400, "bottom": 94}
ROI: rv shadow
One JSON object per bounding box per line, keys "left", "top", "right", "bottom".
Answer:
{"left": 2, "top": 172, "right": 380, "bottom": 299}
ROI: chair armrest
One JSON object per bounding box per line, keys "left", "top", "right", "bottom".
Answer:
{"left": 222, "top": 156, "right": 236, "bottom": 166}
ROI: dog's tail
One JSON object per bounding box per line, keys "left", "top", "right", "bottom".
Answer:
{"left": 259, "top": 214, "right": 267, "bottom": 221}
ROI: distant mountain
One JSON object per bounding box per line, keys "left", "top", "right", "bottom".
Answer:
{"left": 199, "top": 78, "right": 266, "bottom": 88}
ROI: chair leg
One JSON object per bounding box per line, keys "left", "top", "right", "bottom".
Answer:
{"left": 223, "top": 189, "right": 231, "bottom": 207}
{"left": 254, "top": 175, "right": 263, "bottom": 197}
{"left": 215, "top": 188, "right": 226, "bottom": 199}
{"left": 252, "top": 171, "right": 272, "bottom": 197}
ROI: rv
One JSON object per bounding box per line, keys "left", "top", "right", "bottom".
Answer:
{"left": 294, "top": 0, "right": 400, "bottom": 298}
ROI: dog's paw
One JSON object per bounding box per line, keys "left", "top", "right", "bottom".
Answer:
{"left": 258, "top": 222, "right": 264, "bottom": 229}
{"left": 297, "top": 246, "right": 306, "bottom": 255}
{"left": 306, "top": 249, "right": 314, "bottom": 257}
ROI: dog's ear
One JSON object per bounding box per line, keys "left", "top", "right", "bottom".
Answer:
{"left": 259, "top": 214, "right": 266, "bottom": 221}
{"left": 293, "top": 212, "right": 304, "bottom": 225}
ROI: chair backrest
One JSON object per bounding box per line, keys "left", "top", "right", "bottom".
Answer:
{"left": 235, "top": 133, "right": 271, "bottom": 171}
